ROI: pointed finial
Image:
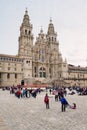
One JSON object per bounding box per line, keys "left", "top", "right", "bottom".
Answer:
{"left": 40, "top": 26, "right": 43, "bottom": 33}
{"left": 25, "top": 7, "right": 28, "bottom": 14}
{"left": 50, "top": 17, "right": 52, "bottom": 23}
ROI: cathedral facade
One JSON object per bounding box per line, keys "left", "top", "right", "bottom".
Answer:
{"left": 0, "top": 10, "right": 87, "bottom": 87}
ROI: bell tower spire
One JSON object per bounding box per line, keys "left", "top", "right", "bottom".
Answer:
{"left": 46, "top": 19, "right": 59, "bottom": 50}
{"left": 23, "top": 8, "right": 30, "bottom": 26}
{"left": 18, "top": 9, "right": 33, "bottom": 82}
{"left": 47, "top": 18, "right": 55, "bottom": 35}
{"left": 18, "top": 9, "right": 33, "bottom": 58}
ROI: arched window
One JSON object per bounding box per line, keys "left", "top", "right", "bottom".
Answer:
{"left": 49, "top": 68, "right": 51, "bottom": 73}
{"left": 52, "top": 37, "right": 53, "bottom": 41}
{"left": 40, "top": 67, "right": 42, "bottom": 70}
{"left": 15, "top": 74, "right": 17, "bottom": 79}
{"left": 43, "top": 68, "right": 45, "bottom": 71}
{"left": 28, "top": 31, "right": 31, "bottom": 35}
{"left": 25, "top": 30, "right": 27, "bottom": 35}
{"left": 39, "top": 67, "right": 46, "bottom": 78}
{"left": 0, "top": 73, "right": 1, "bottom": 78}
{"left": 34, "top": 66, "right": 36, "bottom": 73}
{"left": 7, "top": 73, "right": 10, "bottom": 79}
{"left": 26, "top": 61, "right": 30, "bottom": 64}
{"left": 40, "top": 56, "right": 45, "bottom": 62}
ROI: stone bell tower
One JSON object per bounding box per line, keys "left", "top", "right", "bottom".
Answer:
{"left": 18, "top": 9, "right": 34, "bottom": 83}
{"left": 46, "top": 19, "right": 59, "bottom": 51}
{"left": 18, "top": 9, "right": 33, "bottom": 58}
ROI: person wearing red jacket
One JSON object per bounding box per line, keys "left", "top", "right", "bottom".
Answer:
{"left": 44, "top": 93, "right": 49, "bottom": 109}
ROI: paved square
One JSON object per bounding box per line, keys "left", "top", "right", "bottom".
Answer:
{"left": 0, "top": 89, "right": 87, "bottom": 130}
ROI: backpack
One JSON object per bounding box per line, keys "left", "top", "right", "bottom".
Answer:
{"left": 44, "top": 96, "right": 49, "bottom": 103}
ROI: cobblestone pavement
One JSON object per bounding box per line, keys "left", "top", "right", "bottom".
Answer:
{"left": 0, "top": 89, "right": 87, "bottom": 130}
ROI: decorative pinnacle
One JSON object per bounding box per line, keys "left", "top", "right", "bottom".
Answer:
{"left": 25, "top": 7, "right": 28, "bottom": 14}
{"left": 40, "top": 26, "right": 43, "bottom": 33}
{"left": 50, "top": 17, "right": 52, "bottom": 23}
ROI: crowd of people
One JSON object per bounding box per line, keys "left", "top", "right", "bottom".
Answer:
{"left": 1, "top": 85, "right": 78, "bottom": 112}
{"left": 9, "top": 85, "right": 41, "bottom": 98}
{"left": 44, "top": 87, "right": 76, "bottom": 112}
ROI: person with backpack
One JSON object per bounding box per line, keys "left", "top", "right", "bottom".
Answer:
{"left": 44, "top": 93, "right": 49, "bottom": 109}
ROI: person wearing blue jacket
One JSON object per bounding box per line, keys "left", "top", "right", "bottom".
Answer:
{"left": 60, "top": 95, "right": 69, "bottom": 112}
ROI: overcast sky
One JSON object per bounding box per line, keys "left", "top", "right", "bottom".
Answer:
{"left": 0, "top": 0, "right": 87, "bottom": 66}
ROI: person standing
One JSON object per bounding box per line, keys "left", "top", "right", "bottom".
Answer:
{"left": 49, "top": 89, "right": 52, "bottom": 94}
{"left": 44, "top": 93, "right": 49, "bottom": 109}
{"left": 60, "top": 95, "right": 68, "bottom": 112}
{"left": 55, "top": 92, "right": 58, "bottom": 101}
